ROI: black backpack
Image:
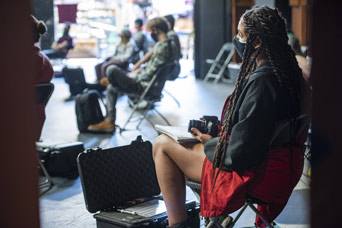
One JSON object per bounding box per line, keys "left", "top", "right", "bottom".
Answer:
{"left": 75, "top": 90, "right": 105, "bottom": 132}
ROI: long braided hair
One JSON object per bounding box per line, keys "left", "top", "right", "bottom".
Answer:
{"left": 211, "top": 6, "right": 303, "bottom": 188}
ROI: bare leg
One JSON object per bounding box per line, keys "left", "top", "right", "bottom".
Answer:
{"left": 153, "top": 134, "right": 205, "bottom": 226}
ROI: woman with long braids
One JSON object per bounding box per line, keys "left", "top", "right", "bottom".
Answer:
{"left": 153, "top": 5, "right": 310, "bottom": 228}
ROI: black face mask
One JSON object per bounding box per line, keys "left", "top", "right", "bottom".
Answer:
{"left": 233, "top": 36, "right": 246, "bottom": 58}
{"left": 151, "top": 32, "right": 158, "bottom": 42}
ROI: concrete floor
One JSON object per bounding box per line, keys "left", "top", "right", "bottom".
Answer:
{"left": 39, "top": 58, "right": 310, "bottom": 228}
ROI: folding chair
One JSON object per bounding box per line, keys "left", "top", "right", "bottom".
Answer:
{"left": 186, "top": 113, "right": 311, "bottom": 228}
{"left": 120, "top": 61, "right": 179, "bottom": 133}
{"left": 204, "top": 43, "right": 235, "bottom": 84}
{"left": 163, "top": 60, "right": 181, "bottom": 108}
{"left": 35, "top": 83, "right": 55, "bottom": 195}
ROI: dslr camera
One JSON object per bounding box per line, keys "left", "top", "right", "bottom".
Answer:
{"left": 188, "top": 116, "right": 220, "bottom": 137}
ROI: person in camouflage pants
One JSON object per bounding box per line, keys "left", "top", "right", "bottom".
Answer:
{"left": 88, "top": 17, "right": 176, "bottom": 133}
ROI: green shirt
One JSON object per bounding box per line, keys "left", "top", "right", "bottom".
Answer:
{"left": 136, "top": 39, "right": 172, "bottom": 83}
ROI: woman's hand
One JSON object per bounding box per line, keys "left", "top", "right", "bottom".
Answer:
{"left": 190, "top": 128, "right": 213, "bottom": 144}
{"left": 131, "top": 63, "right": 141, "bottom": 72}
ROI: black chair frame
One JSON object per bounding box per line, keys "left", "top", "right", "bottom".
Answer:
{"left": 119, "top": 61, "right": 179, "bottom": 133}
{"left": 35, "top": 83, "right": 55, "bottom": 195}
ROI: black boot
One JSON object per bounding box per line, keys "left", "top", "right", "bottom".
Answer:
{"left": 166, "top": 221, "right": 189, "bottom": 228}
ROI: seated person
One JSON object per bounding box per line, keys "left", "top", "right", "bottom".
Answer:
{"left": 43, "top": 23, "right": 73, "bottom": 59}
{"left": 31, "top": 15, "right": 54, "bottom": 140}
{"left": 95, "top": 29, "right": 135, "bottom": 81}
{"left": 164, "top": 14, "right": 182, "bottom": 60}
{"left": 131, "top": 18, "right": 148, "bottom": 64}
{"left": 288, "top": 33, "right": 311, "bottom": 82}
{"left": 88, "top": 17, "right": 176, "bottom": 133}
{"left": 152, "top": 6, "right": 311, "bottom": 228}
{"left": 131, "top": 15, "right": 180, "bottom": 73}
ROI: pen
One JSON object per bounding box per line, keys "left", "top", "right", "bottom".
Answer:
{"left": 118, "top": 209, "right": 138, "bottom": 215}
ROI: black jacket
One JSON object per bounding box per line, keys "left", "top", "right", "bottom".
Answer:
{"left": 204, "top": 60, "right": 293, "bottom": 171}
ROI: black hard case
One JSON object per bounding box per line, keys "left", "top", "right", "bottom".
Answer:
{"left": 37, "top": 141, "right": 84, "bottom": 179}
{"left": 77, "top": 136, "right": 200, "bottom": 228}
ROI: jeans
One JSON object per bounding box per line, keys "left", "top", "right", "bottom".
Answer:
{"left": 95, "top": 58, "right": 128, "bottom": 81}
{"left": 106, "top": 65, "right": 143, "bottom": 122}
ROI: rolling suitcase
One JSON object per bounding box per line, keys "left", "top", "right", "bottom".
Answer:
{"left": 75, "top": 89, "right": 105, "bottom": 133}
{"left": 62, "top": 67, "right": 87, "bottom": 96}
{"left": 77, "top": 136, "right": 200, "bottom": 228}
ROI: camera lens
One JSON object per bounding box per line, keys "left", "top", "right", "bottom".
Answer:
{"left": 188, "top": 120, "right": 195, "bottom": 133}
{"left": 188, "top": 120, "right": 207, "bottom": 134}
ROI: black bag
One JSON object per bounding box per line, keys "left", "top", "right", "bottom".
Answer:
{"left": 62, "top": 67, "right": 87, "bottom": 96}
{"left": 77, "top": 136, "right": 200, "bottom": 228}
{"left": 75, "top": 89, "right": 105, "bottom": 133}
{"left": 37, "top": 141, "right": 84, "bottom": 179}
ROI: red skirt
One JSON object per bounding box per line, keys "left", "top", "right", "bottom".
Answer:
{"left": 200, "top": 145, "right": 304, "bottom": 226}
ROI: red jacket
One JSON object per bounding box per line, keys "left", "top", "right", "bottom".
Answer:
{"left": 33, "top": 46, "right": 54, "bottom": 141}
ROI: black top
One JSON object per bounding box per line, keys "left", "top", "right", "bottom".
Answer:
{"left": 204, "top": 60, "right": 292, "bottom": 171}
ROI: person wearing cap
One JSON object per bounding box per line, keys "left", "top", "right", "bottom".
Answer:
{"left": 95, "top": 29, "right": 135, "bottom": 81}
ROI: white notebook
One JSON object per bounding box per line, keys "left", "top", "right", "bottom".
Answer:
{"left": 155, "top": 125, "right": 200, "bottom": 144}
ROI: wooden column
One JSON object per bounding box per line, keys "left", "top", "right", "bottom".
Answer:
{"left": 290, "top": 0, "right": 308, "bottom": 45}
{"left": 0, "top": 1, "right": 40, "bottom": 227}
{"left": 310, "top": 1, "right": 342, "bottom": 227}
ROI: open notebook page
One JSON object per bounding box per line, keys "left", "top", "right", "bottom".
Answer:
{"left": 155, "top": 125, "right": 200, "bottom": 144}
